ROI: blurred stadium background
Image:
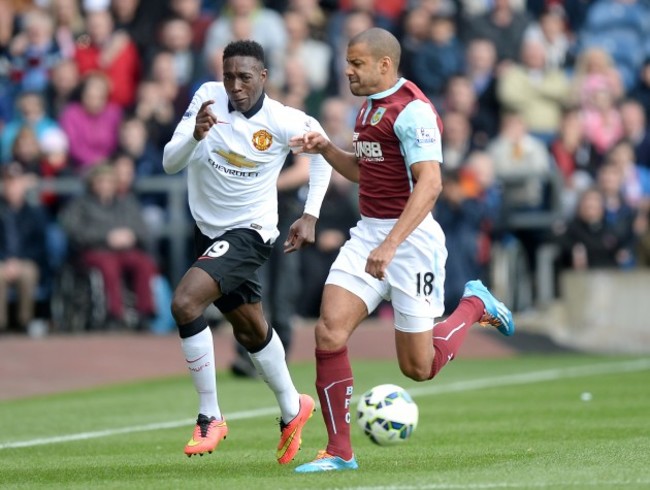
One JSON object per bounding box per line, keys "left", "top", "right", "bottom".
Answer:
{"left": 0, "top": 0, "right": 649, "bottom": 392}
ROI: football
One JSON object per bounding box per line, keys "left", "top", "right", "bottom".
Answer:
{"left": 356, "top": 383, "right": 418, "bottom": 445}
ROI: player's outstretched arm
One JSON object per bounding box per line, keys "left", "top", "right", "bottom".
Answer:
{"left": 290, "top": 132, "right": 359, "bottom": 183}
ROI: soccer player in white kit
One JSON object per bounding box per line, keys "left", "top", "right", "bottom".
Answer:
{"left": 162, "top": 40, "right": 331, "bottom": 463}
{"left": 290, "top": 28, "right": 515, "bottom": 472}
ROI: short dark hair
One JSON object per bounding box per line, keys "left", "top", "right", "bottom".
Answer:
{"left": 223, "top": 40, "right": 266, "bottom": 66}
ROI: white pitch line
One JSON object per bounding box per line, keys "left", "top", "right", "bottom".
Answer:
{"left": 335, "top": 480, "right": 650, "bottom": 490}
{"left": 0, "top": 407, "right": 279, "bottom": 450}
{"left": 405, "top": 357, "right": 650, "bottom": 398}
{"left": 1, "top": 358, "right": 648, "bottom": 451}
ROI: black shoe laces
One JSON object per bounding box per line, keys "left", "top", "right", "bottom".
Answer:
{"left": 197, "top": 414, "right": 214, "bottom": 438}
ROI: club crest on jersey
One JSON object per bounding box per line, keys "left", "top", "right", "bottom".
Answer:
{"left": 370, "top": 107, "right": 386, "bottom": 126}
{"left": 252, "top": 129, "right": 273, "bottom": 151}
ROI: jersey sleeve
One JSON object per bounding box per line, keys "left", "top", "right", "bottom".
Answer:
{"left": 303, "top": 116, "right": 332, "bottom": 218}
{"left": 393, "top": 100, "right": 443, "bottom": 166}
{"left": 176, "top": 84, "right": 211, "bottom": 136}
{"left": 162, "top": 84, "right": 210, "bottom": 174}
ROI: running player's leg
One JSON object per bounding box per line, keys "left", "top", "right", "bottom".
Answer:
{"left": 391, "top": 283, "right": 481, "bottom": 381}
{"left": 314, "top": 283, "right": 368, "bottom": 458}
{"left": 227, "top": 300, "right": 313, "bottom": 464}
{"left": 226, "top": 302, "right": 301, "bottom": 425}
{"left": 295, "top": 275, "right": 380, "bottom": 473}
{"left": 172, "top": 267, "right": 225, "bottom": 456}
{"left": 428, "top": 280, "right": 515, "bottom": 377}
{"left": 389, "top": 230, "right": 512, "bottom": 380}
{"left": 297, "top": 219, "right": 390, "bottom": 472}
{"left": 428, "top": 292, "right": 486, "bottom": 378}
{"left": 174, "top": 228, "right": 273, "bottom": 456}
{"left": 393, "top": 299, "right": 481, "bottom": 380}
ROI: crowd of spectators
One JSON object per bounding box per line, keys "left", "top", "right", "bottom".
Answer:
{"left": 1, "top": 0, "right": 650, "bottom": 334}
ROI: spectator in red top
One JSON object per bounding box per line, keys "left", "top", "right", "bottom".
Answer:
{"left": 74, "top": 9, "right": 141, "bottom": 108}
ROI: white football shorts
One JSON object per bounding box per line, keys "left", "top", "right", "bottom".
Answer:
{"left": 326, "top": 215, "right": 447, "bottom": 333}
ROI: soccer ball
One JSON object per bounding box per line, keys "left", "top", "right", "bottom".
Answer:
{"left": 356, "top": 384, "right": 418, "bottom": 445}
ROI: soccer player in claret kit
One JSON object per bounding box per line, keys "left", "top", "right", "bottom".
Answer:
{"left": 162, "top": 40, "right": 331, "bottom": 463}
{"left": 290, "top": 28, "right": 515, "bottom": 472}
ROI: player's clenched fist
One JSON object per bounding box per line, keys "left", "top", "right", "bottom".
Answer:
{"left": 193, "top": 100, "right": 218, "bottom": 141}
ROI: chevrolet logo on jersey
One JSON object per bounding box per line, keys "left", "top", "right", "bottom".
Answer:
{"left": 213, "top": 148, "right": 258, "bottom": 168}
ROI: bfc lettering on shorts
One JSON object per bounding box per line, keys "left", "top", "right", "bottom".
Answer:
{"left": 353, "top": 140, "right": 384, "bottom": 162}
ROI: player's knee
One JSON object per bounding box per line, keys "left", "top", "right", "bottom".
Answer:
{"left": 399, "top": 362, "right": 430, "bottom": 382}
{"left": 171, "top": 291, "right": 201, "bottom": 324}
{"left": 314, "top": 317, "right": 348, "bottom": 350}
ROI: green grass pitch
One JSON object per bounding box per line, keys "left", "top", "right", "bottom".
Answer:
{"left": 1, "top": 354, "right": 649, "bottom": 489}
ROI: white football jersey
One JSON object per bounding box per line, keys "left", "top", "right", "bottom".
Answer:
{"left": 163, "top": 82, "right": 331, "bottom": 243}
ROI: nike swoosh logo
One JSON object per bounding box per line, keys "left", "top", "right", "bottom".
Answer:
{"left": 185, "top": 353, "right": 207, "bottom": 363}
{"left": 277, "top": 430, "right": 296, "bottom": 457}
{"left": 186, "top": 437, "right": 202, "bottom": 447}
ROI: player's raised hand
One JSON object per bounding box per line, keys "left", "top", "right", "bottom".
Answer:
{"left": 289, "top": 131, "right": 329, "bottom": 155}
{"left": 193, "top": 100, "right": 218, "bottom": 141}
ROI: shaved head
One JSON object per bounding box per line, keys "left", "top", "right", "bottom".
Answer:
{"left": 349, "top": 27, "right": 401, "bottom": 69}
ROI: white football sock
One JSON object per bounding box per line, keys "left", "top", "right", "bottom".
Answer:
{"left": 249, "top": 328, "right": 300, "bottom": 423}
{"left": 181, "top": 326, "right": 222, "bottom": 420}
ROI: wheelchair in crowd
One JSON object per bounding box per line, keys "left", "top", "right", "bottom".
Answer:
{"left": 49, "top": 260, "right": 175, "bottom": 333}
{"left": 46, "top": 224, "right": 174, "bottom": 333}
{"left": 49, "top": 260, "right": 139, "bottom": 332}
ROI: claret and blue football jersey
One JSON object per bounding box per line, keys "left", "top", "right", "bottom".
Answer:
{"left": 353, "top": 78, "right": 443, "bottom": 219}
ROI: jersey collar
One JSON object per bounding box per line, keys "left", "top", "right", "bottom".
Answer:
{"left": 227, "top": 92, "right": 265, "bottom": 118}
{"left": 368, "top": 78, "right": 406, "bottom": 100}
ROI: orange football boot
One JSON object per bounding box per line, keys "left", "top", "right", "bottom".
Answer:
{"left": 276, "top": 394, "right": 315, "bottom": 464}
{"left": 184, "top": 414, "right": 228, "bottom": 457}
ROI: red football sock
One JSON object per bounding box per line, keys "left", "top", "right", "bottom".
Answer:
{"left": 429, "top": 296, "right": 484, "bottom": 379}
{"left": 315, "top": 346, "right": 354, "bottom": 460}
